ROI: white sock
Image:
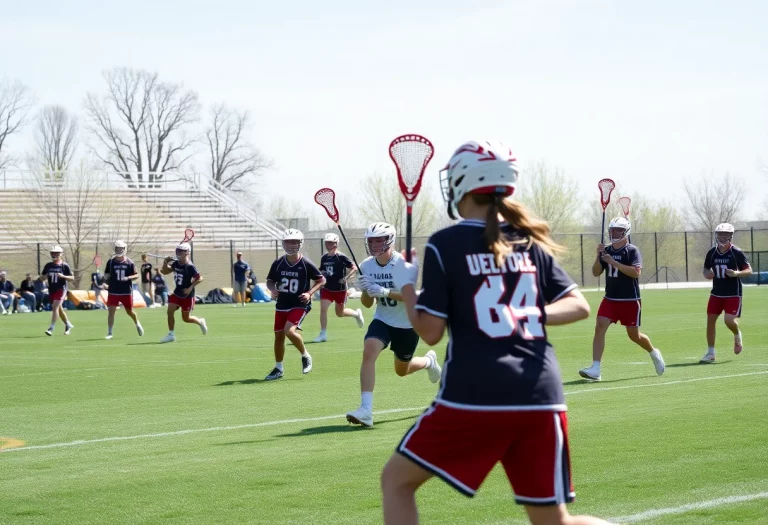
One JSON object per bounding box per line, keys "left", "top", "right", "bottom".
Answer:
{"left": 650, "top": 349, "right": 661, "bottom": 358}
{"left": 592, "top": 360, "right": 601, "bottom": 369}
{"left": 168, "top": 330, "right": 174, "bottom": 335}
{"left": 108, "top": 328, "right": 113, "bottom": 335}
{"left": 708, "top": 346, "right": 715, "bottom": 354}
{"left": 361, "top": 391, "right": 373, "bottom": 409}
{"left": 300, "top": 350, "right": 308, "bottom": 357}
{"left": 735, "top": 331, "right": 742, "bottom": 341}
{"left": 48, "top": 324, "right": 55, "bottom": 331}
{"left": 275, "top": 362, "right": 284, "bottom": 371}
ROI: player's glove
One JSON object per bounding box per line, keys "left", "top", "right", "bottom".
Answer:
{"left": 356, "top": 275, "right": 372, "bottom": 292}
{"left": 392, "top": 257, "right": 419, "bottom": 291}
{"left": 365, "top": 283, "right": 390, "bottom": 298}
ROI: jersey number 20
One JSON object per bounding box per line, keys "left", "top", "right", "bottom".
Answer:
{"left": 279, "top": 278, "right": 299, "bottom": 294}
{"left": 473, "top": 273, "right": 544, "bottom": 340}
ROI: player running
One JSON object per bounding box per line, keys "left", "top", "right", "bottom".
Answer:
{"left": 264, "top": 229, "right": 326, "bottom": 380}
{"left": 313, "top": 232, "right": 364, "bottom": 343}
{"left": 700, "top": 223, "right": 752, "bottom": 363}
{"left": 380, "top": 140, "right": 612, "bottom": 525}
{"left": 104, "top": 240, "right": 144, "bottom": 339}
{"left": 160, "top": 243, "right": 207, "bottom": 342}
{"left": 578, "top": 218, "right": 665, "bottom": 381}
{"left": 42, "top": 245, "right": 75, "bottom": 336}
{"left": 345, "top": 222, "right": 441, "bottom": 428}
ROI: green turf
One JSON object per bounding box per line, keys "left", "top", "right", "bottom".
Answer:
{"left": 1, "top": 288, "right": 767, "bottom": 524}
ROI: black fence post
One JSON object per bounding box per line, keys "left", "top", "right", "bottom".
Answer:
{"left": 229, "top": 240, "right": 234, "bottom": 288}
{"left": 684, "top": 232, "right": 689, "bottom": 282}
{"left": 579, "top": 234, "right": 585, "bottom": 286}
{"left": 319, "top": 238, "right": 323, "bottom": 261}
{"left": 750, "top": 227, "right": 755, "bottom": 262}
{"left": 190, "top": 241, "right": 194, "bottom": 263}
{"left": 275, "top": 239, "right": 279, "bottom": 259}
{"left": 654, "top": 232, "right": 659, "bottom": 283}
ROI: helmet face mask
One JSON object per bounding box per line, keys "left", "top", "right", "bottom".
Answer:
{"left": 50, "top": 245, "right": 64, "bottom": 260}
{"left": 282, "top": 229, "right": 304, "bottom": 256}
{"left": 607, "top": 217, "right": 631, "bottom": 244}
{"left": 324, "top": 232, "right": 339, "bottom": 252}
{"left": 715, "top": 223, "right": 735, "bottom": 248}
{"left": 176, "top": 242, "right": 191, "bottom": 262}
{"left": 364, "top": 223, "right": 396, "bottom": 257}
{"left": 114, "top": 240, "right": 127, "bottom": 257}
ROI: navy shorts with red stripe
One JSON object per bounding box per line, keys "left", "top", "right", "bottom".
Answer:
{"left": 320, "top": 288, "right": 347, "bottom": 305}
{"left": 707, "top": 295, "right": 742, "bottom": 317}
{"left": 107, "top": 294, "right": 134, "bottom": 309}
{"left": 274, "top": 308, "right": 309, "bottom": 332}
{"left": 397, "top": 403, "right": 575, "bottom": 505}
{"left": 169, "top": 294, "right": 195, "bottom": 312}
{"left": 597, "top": 298, "right": 641, "bottom": 326}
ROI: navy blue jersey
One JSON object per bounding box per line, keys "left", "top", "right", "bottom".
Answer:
{"left": 320, "top": 252, "right": 354, "bottom": 291}
{"left": 20, "top": 279, "right": 35, "bottom": 294}
{"left": 267, "top": 255, "right": 323, "bottom": 310}
{"left": 704, "top": 246, "right": 750, "bottom": 297}
{"left": 152, "top": 274, "right": 167, "bottom": 291}
{"left": 91, "top": 272, "right": 102, "bottom": 288}
{"left": 170, "top": 261, "right": 200, "bottom": 298}
{"left": 105, "top": 257, "right": 136, "bottom": 295}
{"left": 140, "top": 263, "right": 153, "bottom": 283}
{"left": 600, "top": 243, "right": 642, "bottom": 300}
{"left": 233, "top": 260, "right": 250, "bottom": 283}
{"left": 0, "top": 280, "right": 14, "bottom": 294}
{"left": 41, "top": 261, "right": 73, "bottom": 293}
{"left": 416, "top": 219, "right": 578, "bottom": 409}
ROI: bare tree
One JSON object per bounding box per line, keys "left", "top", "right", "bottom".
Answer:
{"left": 0, "top": 79, "right": 35, "bottom": 169}
{"left": 683, "top": 173, "right": 746, "bottom": 231}
{"left": 206, "top": 104, "right": 271, "bottom": 191}
{"left": 31, "top": 105, "right": 79, "bottom": 175}
{"left": 518, "top": 161, "right": 582, "bottom": 232}
{"left": 83, "top": 68, "right": 199, "bottom": 187}
{"left": 358, "top": 171, "right": 442, "bottom": 238}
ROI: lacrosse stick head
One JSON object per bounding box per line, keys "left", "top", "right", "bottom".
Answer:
{"left": 598, "top": 178, "right": 616, "bottom": 210}
{"left": 181, "top": 228, "right": 195, "bottom": 243}
{"left": 618, "top": 196, "right": 631, "bottom": 217}
{"left": 314, "top": 188, "right": 339, "bottom": 223}
{"left": 389, "top": 134, "right": 434, "bottom": 203}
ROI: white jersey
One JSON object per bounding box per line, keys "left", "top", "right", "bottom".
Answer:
{"left": 359, "top": 251, "right": 412, "bottom": 329}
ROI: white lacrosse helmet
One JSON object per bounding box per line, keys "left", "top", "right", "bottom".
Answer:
{"left": 439, "top": 140, "right": 519, "bottom": 219}
{"left": 324, "top": 233, "right": 339, "bottom": 244}
{"left": 282, "top": 229, "right": 304, "bottom": 255}
{"left": 114, "top": 239, "right": 127, "bottom": 256}
{"left": 176, "top": 242, "right": 191, "bottom": 254}
{"left": 715, "top": 223, "right": 735, "bottom": 247}
{"left": 50, "top": 245, "right": 64, "bottom": 259}
{"left": 608, "top": 217, "right": 631, "bottom": 243}
{"left": 365, "top": 222, "right": 396, "bottom": 257}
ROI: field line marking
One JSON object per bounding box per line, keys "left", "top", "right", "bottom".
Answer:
{"left": 612, "top": 491, "right": 768, "bottom": 523}
{"left": 2, "top": 370, "right": 766, "bottom": 454}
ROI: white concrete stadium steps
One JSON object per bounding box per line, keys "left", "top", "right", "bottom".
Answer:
{"left": 0, "top": 188, "right": 279, "bottom": 252}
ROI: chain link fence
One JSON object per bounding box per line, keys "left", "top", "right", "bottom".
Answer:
{"left": 1, "top": 229, "right": 766, "bottom": 294}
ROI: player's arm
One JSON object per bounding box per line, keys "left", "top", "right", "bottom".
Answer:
{"left": 59, "top": 266, "right": 75, "bottom": 281}
{"left": 360, "top": 289, "right": 375, "bottom": 308}
{"left": 307, "top": 275, "right": 326, "bottom": 295}
{"left": 160, "top": 258, "right": 174, "bottom": 275}
{"left": 727, "top": 264, "right": 752, "bottom": 278}
{"left": 702, "top": 266, "right": 714, "bottom": 279}
{"left": 592, "top": 244, "right": 605, "bottom": 277}
{"left": 400, "top": 285, "right": 446, "bottom": 346}
{"left": 127, "top": 270, "right": 140, "bottom": 281}
{"left": 610, "top": 261, "right": 641, "bottom": 278}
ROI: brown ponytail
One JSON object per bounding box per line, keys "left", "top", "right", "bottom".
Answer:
{"left": 473, "top": 194, "right": 564, "bottom": 266}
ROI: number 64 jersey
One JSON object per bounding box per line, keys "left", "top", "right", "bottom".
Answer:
{"left": 359, "top": 251, "right": 412, "bottom": 329}
{"left": 267, "top": 255, "right": 323, "bottom": 311}
{"left": 414, "top": 220, "right": 578, "bottom": 409}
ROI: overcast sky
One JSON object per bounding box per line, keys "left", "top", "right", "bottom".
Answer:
{"left": 1, "top": 0, "right": 766, "bottom": 220}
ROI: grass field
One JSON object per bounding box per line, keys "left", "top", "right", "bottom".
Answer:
{"left": 1, "top": 287, "right": 767, "bottom": 524}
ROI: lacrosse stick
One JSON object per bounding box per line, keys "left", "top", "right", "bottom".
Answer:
{"left": 618, "top": 196, "right": 632, "bottom": 243}
{"left": 389, "top": 134, "right": 434, "bottom": 262}
{"left": 314, "top": 188, "right": 361, "bottom": 269}
{"left": 147, "top": 229, "right": 196, "bottom": 262}
{"left": 598, "top": 179, "right": 616, "bottom": 245}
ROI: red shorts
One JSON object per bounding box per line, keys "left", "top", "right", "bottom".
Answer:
{"left": 320, "top": 288, "right": 347, "bottom": 305}
{"left": 398, "top": 403, "right": 575, "bottom": 505}
{"left": 50, "top": 289, "right": 66, "bottom": 302}
{"left": 707, "top": 295, "right": 742, "bottom": 317}
{"left": 274, "top": 308, "right": 308, "bottom": 332}
{"left": 598, "top": 298, "right": 641, "bottom": 326}
{"left": 169, "top": 294, "right": 195, "bottom": 312}
{"left": 107, "top": 294, "right": 134, "bottom": 308}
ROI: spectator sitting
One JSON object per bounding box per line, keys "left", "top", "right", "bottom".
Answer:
{"left": 33, "top": 275, "right": 50, "bottom": 311}
{"left": 16, "top": 273, "right": 38, "bottom": 313}
{"left": 246, "top": 270, "right": 258, "bottom": 302}
{"left": 0, "top": 271, "right": 14, "bottom": 314}
{"left": 152, "top": 268, "right": 168, "bottom": 306}
{"left": 91, "top": 268, "right": 107, "bottom": 305}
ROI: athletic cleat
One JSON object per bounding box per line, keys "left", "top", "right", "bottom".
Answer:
{"left": 136, "top": 324, "right": 144, "bottom": 337}
{"left": 346, "top": 406, "right": 373, "bottom": 427}
{"left": 160, "top": 333, "right": 176, "bottom": 343}
{"left": 45, "top": 329, "right": 53, "bottom": 336}
{"left": 264, "top": 367, "right": 284, "bottom": 381}
{"left": 64, "top": 324, "right": 73, "bottom": 335}
{"left": 355, "top": 309, "right": 365, "bottom": 328}
{"left": 425, "top": 350, "right": 442, "bottom": 384}
{"left": 105, "top": 334, "right": 113, "bottom": 340}
{"left": 313, "top": 333, "right": 327, "bottom": 343}
{"left": 699, "top": 353, "right": 716, "bottom": 364}
{"left": 302, "top": 354, "right": 313, "bottom": 374}
{"left": 199, "top": 318, "right": 208, "bottom": 335}
{"left": 734, "top": 334, "right": 743, "bottom": 355}
{"left": 578, "top": 365, "right": 601, "bottom": 381}
{"left": 650, "top": 349, "right": 665, "bottom": 376}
